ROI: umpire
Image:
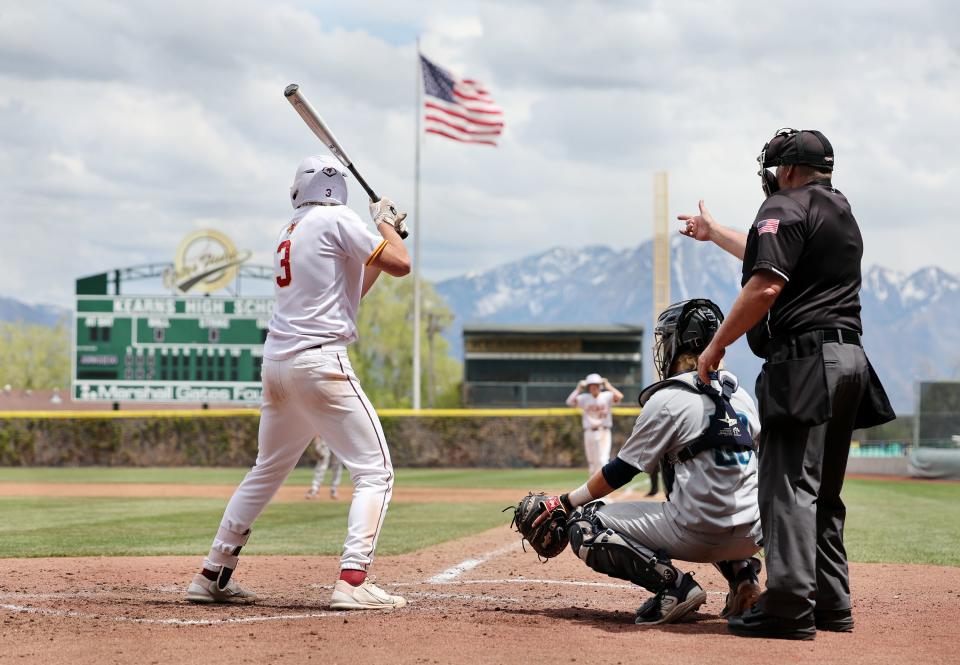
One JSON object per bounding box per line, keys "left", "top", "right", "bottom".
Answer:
{"left": 679, "top": 128, "right": 894, "bottom": 640}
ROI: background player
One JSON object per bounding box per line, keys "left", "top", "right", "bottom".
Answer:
{"left": 535, "top": 300, "right": 763, "bottom": 624}
{"left": 306, "top": 436, "right": 344, "bottom": 500}
{"left": 566, "top": 374, "right": 623, "bottom": 475}
{"left": 186, "top": 155, "right": 411, "bottom": 610}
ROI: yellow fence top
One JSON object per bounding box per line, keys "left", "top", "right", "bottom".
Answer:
{"left": 0, "top": 407, "right": 642, "bottom": 420}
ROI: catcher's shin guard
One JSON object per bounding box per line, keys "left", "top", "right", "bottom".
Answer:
{"left": 568, "top": 508, "right": 677, "bottom": 593}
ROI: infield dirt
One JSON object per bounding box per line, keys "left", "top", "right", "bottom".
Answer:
{"left": 2, "top": 519, "right": 958, "bottom": 664}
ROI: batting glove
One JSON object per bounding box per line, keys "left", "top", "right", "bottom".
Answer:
{"left": 370, "top": 197, "right": 409, "bottom": 237}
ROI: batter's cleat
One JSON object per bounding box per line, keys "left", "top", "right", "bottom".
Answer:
{"left": 305, "top": 489, "right": 319, "bottom": 500}
{"left": 330, "top": 579, "right": 407, "bottom": 610}
{"left": 185, "top": 573, "right": 257, "bottom": 604}
{"left": 634, "top": 573, "right": 707, "bottom": 625}
{"left": 727, "top": 606, "right": 816, "bottom": 640}
{"left": 815, "top": 608, "right": 854, "bottom": 632}
{"left": 330, "top": 488, "right": 339, "bottom": 500}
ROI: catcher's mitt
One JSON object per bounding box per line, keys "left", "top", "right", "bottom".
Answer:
{"left": 506, "top": 492, "right": 570, "bottom": 559}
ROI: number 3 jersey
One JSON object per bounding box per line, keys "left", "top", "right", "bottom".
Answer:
{"left": 263, "top": 205, "right": 387, "bottom": 361}
{"left": 618, "top": 370, "right": 761, "bottom": 533}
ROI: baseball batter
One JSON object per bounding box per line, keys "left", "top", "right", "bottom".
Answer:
{"left": 566, "top": 374, "right": 623, "bottom": 475}
{"left": 306, "top": 437, "right": 345, "bottom": 500}
{"left": 532, "top": 300, "right": 763, "bottom": 624}
{"left": 186, "top": 155, "right": 411, "bottom": 610}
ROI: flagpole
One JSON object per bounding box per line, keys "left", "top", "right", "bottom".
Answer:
{"left": 412, "top": 37, "right": 423, "bottom": 410}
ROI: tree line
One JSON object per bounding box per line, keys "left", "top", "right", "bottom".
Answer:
{"left": 0, "top": 280, "right": 462, "bottom": 407}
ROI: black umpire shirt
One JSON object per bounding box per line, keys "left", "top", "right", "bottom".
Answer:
{"left": 742, "top": 180, "right": 863, "bottom": 338}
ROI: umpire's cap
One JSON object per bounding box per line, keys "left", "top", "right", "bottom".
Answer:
{"left": 760, "top": 128, "right": 834, "bottom": 171}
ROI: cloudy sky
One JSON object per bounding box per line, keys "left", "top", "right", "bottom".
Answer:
{"left": 1, "top": 0, "right": 957, "bottom": 307}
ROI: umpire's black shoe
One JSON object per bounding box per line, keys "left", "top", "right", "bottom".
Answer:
{"left": 727, "top": 606, "right": 816, "bottom": 640}
{"left": 815, "top": 608, "right": 854, "bottom": 632}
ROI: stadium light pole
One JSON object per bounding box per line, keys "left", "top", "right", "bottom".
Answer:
{"left": 412, "top": 37, "right": 423, "bottom": 410}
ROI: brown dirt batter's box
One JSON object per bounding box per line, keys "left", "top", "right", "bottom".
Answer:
{"left": 0, "top": 521, "right": 956, "bottom": 665}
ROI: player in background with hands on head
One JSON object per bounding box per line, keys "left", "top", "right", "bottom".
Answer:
{"left": 678, "top": 129, "right": 894, "bottom": 639}
{"left": 186, "top": 155, "right": 412, "bottom": 610}
{"left": 523, "top": 300, "right": 763, "bottom": 625}
{"left": 567, "top": 374, "right": 623, "bottom": 476}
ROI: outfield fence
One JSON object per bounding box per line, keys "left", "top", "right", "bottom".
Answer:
{"left": 0, "top": 408, "right": 641, "bottom": 468}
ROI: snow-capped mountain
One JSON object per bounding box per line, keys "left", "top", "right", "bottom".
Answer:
{"left": 0, "top": 297, "right": 70, "bottom": 327}
{"left": 437, "top": 238, "right": 959, "bottom": 413}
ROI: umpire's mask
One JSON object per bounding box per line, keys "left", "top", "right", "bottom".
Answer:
{"left": 757, "top": 128, "right": 835, "bottom": 197}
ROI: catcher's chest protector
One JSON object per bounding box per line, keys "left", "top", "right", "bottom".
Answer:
{"left": 644, "top": 374, "right": 756, "bottom": 466}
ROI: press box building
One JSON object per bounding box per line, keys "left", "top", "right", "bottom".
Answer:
{"left": 462, "top": 324, "right": 644, "bottom": 407}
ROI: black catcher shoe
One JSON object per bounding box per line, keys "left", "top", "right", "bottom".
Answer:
{"left": 720, "top": 559, "right": 762, "bottom": 619}
{"left": 815, "top": 608, "right": 854, "bottom": 632}
{"left": 727, "top": 606, "right": 816, "bottom": 640}
{"left": 634, "top": 573, "right": 707, "bottom": 625}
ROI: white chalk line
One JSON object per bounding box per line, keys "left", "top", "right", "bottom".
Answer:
{"left": 0, "top": 603, "right": 345, "bottom": 625}
{"left": 396, "top": 578, "right": 722, "bottom": 595}
{"left": 404, "top": 591, "right": 520, "bottom": 604}
{"left": 0, "top": 532, "right": 717, "bottom": 626}
{"left": 618, "top": 478, "right": 655, "bottom": 501}
{"left": 425, "top": 540, "right": 522, "bottom": 584}
{"left": 0, "top": 579, "right": 720, "bottom": 626}
{"left": 0, "top": 589, "right": 182, "bottom": 601}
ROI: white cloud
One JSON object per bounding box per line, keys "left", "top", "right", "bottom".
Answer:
{"left": 0, "top": 0, "right": 957, "bottom": 307}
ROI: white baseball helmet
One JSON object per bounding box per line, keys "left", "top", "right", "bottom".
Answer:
{"left": 584, "top": 373, "right": 603, "bottom": 386}
{"left": 290, "top": 155, "right": 348, "bottom": 208}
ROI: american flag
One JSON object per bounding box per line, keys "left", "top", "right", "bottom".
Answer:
{"left": 420, "top": 54, "right": 503, "bottom": 146}
{"left": 757, "top": 218, "right": 780, "bottom": 235}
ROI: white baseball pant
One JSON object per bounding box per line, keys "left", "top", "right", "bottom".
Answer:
{"left": 583, "top": 427, "right": 612, "bottom": 476}
{"left": 205, "top": 346, "right": 393, "bottom": 573}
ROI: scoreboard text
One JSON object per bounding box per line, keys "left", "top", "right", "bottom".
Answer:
{"left": 74, "top": 295, "right": 273, "bottom": 403}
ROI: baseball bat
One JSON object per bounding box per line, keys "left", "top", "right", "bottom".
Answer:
{"left": 284, "top": 84, "right": 408, "bottom": 239}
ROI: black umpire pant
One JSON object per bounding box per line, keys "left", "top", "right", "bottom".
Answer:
{"left": 757, "top": 334, "right": 869, "bottom": 620}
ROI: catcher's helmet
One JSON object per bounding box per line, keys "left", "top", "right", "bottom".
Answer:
{"left": 290, "top": 155, "right": 348, "bottom": 208}
{"left": 653, "top": 299, "right": 724, "bottom": 380}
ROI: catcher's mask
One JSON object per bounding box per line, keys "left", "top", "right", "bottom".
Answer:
{"left": 757, "top": 128, "right": 834, "bottom": 197}
{"left": 653, "top": 299, "right": 724, "bottom": 380}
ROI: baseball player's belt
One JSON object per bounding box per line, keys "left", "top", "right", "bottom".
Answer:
{"left": 818, "top": 329, "right": 861, "bottom": 346}
{"left": 767, "top": 329, "right": 861, "bottom": 359}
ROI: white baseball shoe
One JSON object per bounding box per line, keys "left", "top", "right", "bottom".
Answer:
{"left": 330, "top": 488, "right": 339, "bottom": 500}
{"left": 185, "top": 573, "right": 257, "bottom": 604}
{"left": 330, "top": 579, "right": 406, "bottom": 610}
{"left": 305, "top": 489, "right": 318, "bottom": 500}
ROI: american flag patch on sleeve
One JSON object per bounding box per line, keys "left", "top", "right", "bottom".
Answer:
{"left": 757, "top": 219, "right": 780, "bottom": 235}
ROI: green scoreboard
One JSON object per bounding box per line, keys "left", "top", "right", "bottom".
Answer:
{"left": 74, "top": 294, "right": 273, "bottom": 404}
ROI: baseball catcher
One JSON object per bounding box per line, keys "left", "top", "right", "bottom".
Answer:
{"left": 509, "top": 299, "right": 763, "bottom": 625}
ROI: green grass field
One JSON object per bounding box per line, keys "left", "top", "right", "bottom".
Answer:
{"left": 0, "top": 468, "right": 957, "bottom": 566}
{"left": 0, "top": 466, "right": 592, "bottom": 488}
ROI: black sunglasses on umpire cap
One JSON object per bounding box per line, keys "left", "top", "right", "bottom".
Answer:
{"left": 757, "top": 127, "right": 798, "bottom": 198}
